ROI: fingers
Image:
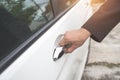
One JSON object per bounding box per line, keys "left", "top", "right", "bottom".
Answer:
{"left": 63, "top": 45, "right": 77, "bottom": 53}
{"left": 59, "top": 37, "right": 69, "bottom": 47}
{"left": 59, "top": 37, "right": 73, "bottom": 53}
{"left": 60, "top": 39, "right": 77, "bottom": 53}
{"left": 59, "top": 28, "right": 90, "bottom": 53}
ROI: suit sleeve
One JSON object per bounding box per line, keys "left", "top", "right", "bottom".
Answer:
{"left": 82, "top": 0, "right": 120, "bottom": 42}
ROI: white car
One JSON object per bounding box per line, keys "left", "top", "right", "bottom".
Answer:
{"left": 0, "top": 0, "right": 92, "bottom": 80}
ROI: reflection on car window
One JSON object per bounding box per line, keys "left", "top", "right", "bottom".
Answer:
{"left": 0, "top": 0, "right": 53, "bottom": 61}
{"left": 90, "top": 0, "right": 105, "bottom": 12}
{"left": 51, "top": 0, "right": 78, "bottom": 16}
{"left": 91, "top": 0, "right": 105, "bottom": 4}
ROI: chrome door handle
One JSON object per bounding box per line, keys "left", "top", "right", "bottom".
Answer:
{"left": 53, "top": 47, "right": 64, "bottom": 61}
{"left": 53, "top": 34, "right": 64, "bottom": 61}
{"left": 52, "top": 44, "right": 72, "bottom": 61}
{"left": 52, "top": 34, "right": 72, "bottom": 61}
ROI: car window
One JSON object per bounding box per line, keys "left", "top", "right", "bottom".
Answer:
{"left": 0, "top": 0, "right": 53, "bottom": 61}
{"left": 91, "top": 0, "right": 105, "bottom": 4}
{"left": 51, "top": 0, "right": 78, "bottom": 16}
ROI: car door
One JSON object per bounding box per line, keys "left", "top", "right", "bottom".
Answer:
{"left": 0, "top": 0, "right": 92, "bottom": 80}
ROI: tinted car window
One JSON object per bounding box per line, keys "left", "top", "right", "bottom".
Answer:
{"left": 51, "top": 0, "right": 78, "bottom": 16}
{"left": 0, "top": 0, "right": 53, "bottom": 61}
{"left": 91, "top": 0, "right": 105, "bottom": 4}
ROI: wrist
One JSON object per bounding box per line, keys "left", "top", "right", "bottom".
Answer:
{"left": 81, "top": 28, "right": 91, "bottom": 36}
{"left": 80, "top": 28, "right": 91, "bottom": 38}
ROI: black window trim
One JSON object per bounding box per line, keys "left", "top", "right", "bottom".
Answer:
{"left": 0, "top": 0, "right": 79, "bottom": 74}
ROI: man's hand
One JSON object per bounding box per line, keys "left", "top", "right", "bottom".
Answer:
{"left": 59, "top": 28, "right": 91, "bottom": 53}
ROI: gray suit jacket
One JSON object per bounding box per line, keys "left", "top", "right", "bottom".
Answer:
{"left": 82, "top": 0, "right": 120, "bottom": 42}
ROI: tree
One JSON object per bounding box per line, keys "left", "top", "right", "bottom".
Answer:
{"left": 0, "top": 0, "right": 37, "bottom": 25}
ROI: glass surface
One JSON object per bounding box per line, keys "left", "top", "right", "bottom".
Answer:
{"left": 51, "top": 0, "right": 78, "bottom": 16}
{"left": 0, "top": 0, "right": 54, "bottom": 61}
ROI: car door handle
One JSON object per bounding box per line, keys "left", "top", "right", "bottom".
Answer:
{"left": 52, "top": 34, "right": 72, "bottom": 61}
{"left": 52, "top": 43, "right": 72, "bottom": 61}
{"left": 53, "top": 34, "right": 64, "bottom": 61}
{"left": 53, "top": 47, "right": 64, "bottom": 61}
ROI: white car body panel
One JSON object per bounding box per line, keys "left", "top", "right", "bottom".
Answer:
{"left": 0, "top": 0, "right": 92, "bottom": 80}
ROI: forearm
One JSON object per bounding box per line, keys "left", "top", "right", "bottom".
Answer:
{"left": 82, "top": 0, "right": 120, "bottom": 42}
